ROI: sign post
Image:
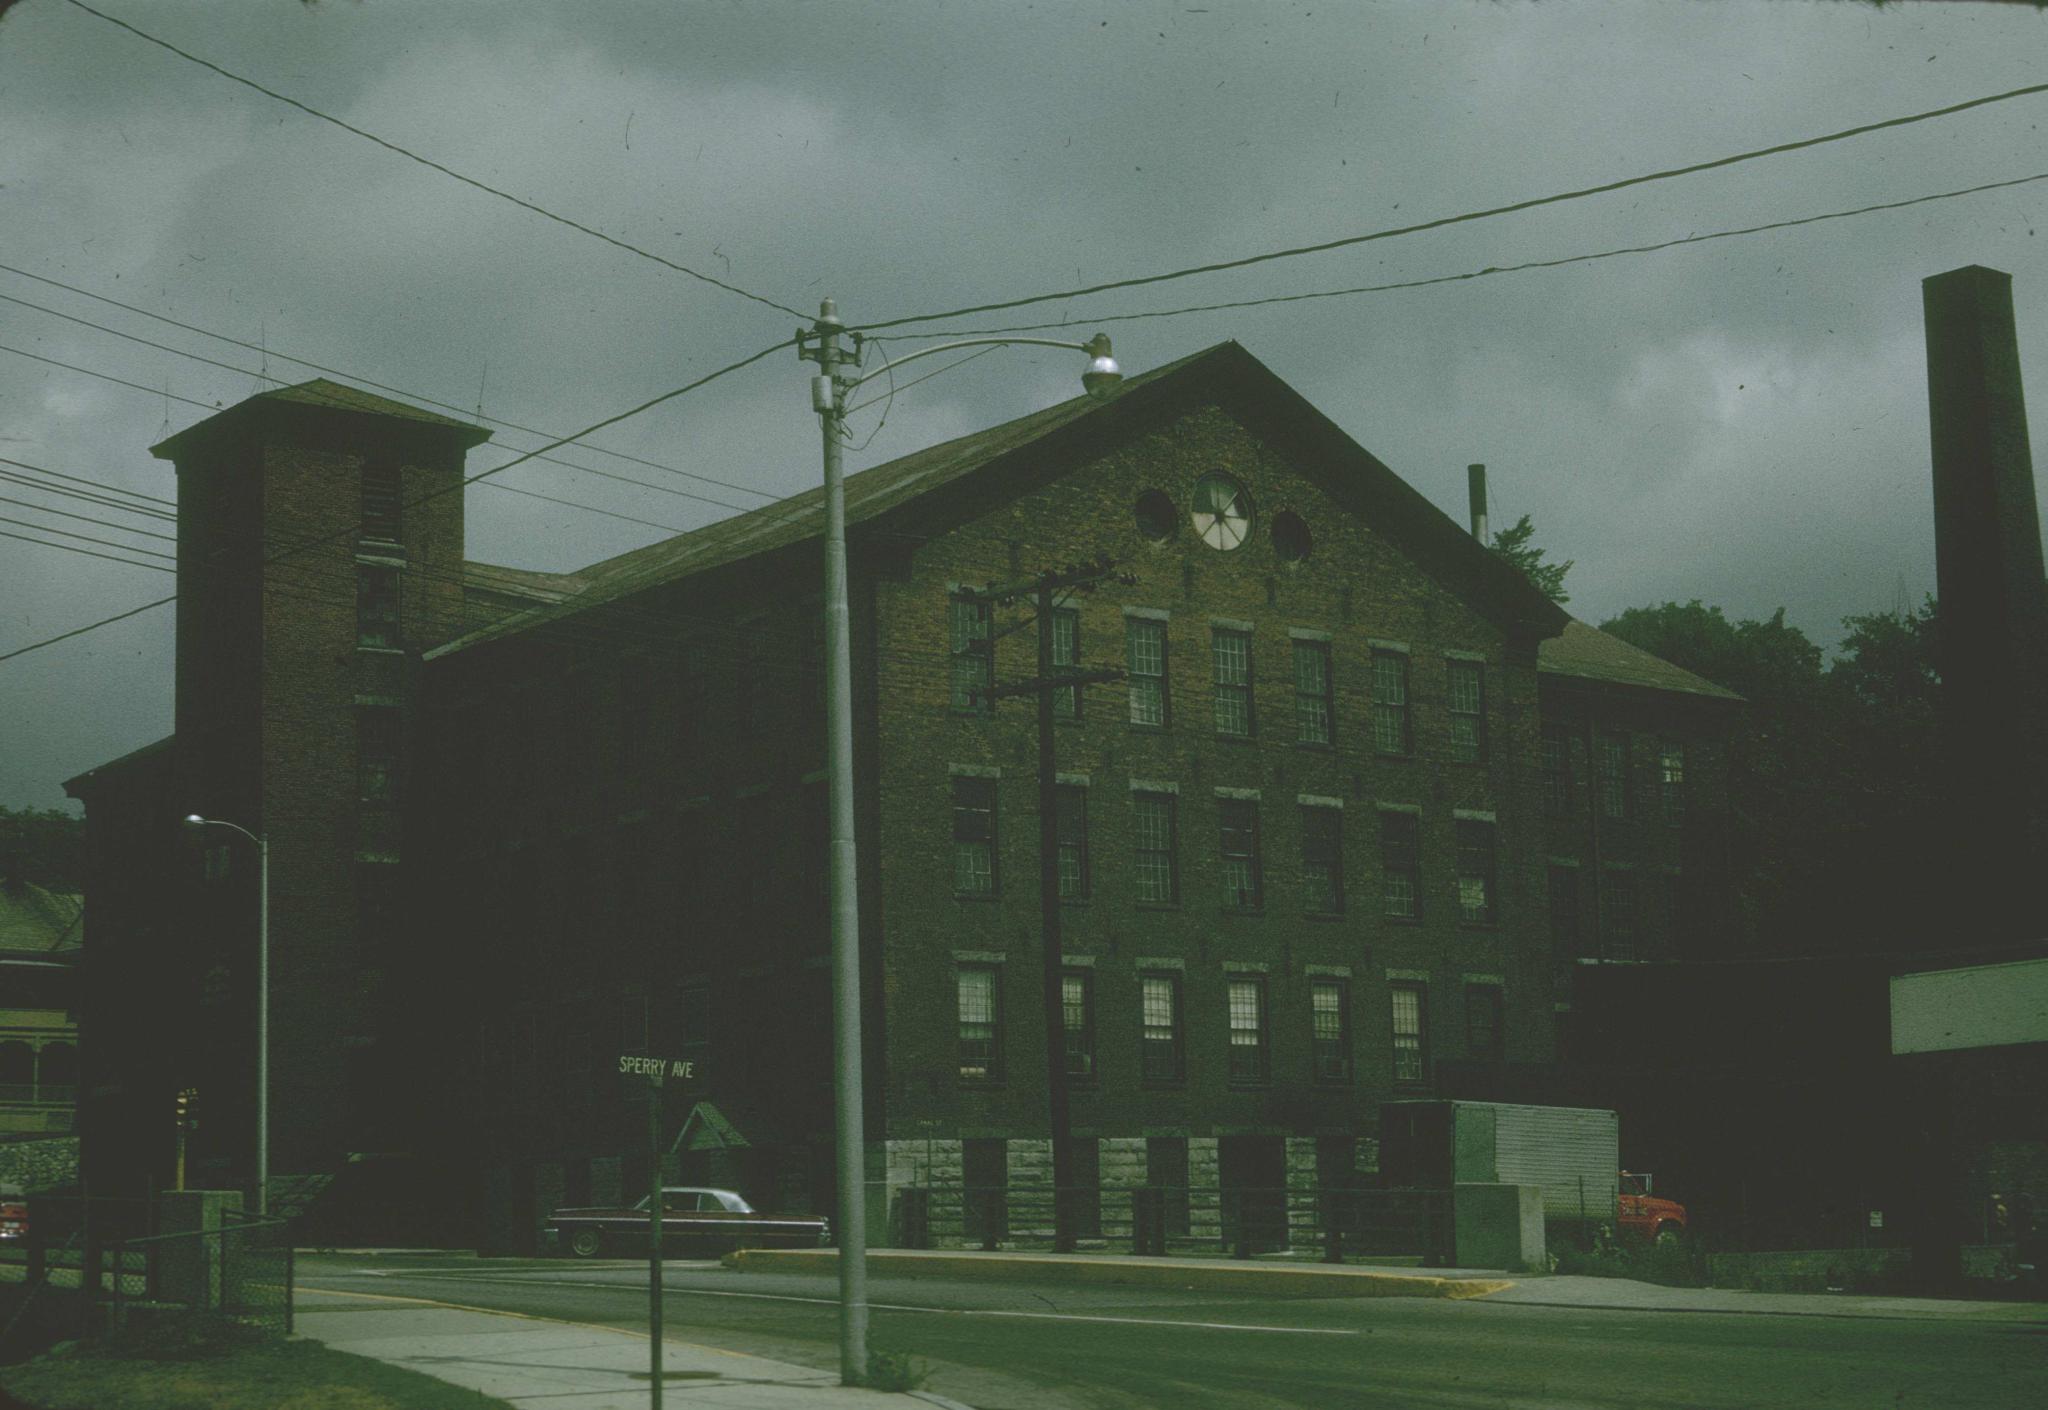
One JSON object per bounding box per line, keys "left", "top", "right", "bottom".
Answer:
{"left": 620, "top": 1054, "right": 698, "bottom": 1410}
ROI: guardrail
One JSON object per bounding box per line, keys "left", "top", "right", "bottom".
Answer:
{"left": 894, "top": 1185, "right": 1454, "bottom": 1263}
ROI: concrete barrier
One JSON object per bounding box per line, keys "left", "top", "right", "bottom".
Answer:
{"left": 727, "top": 1247, "right": 1513, "bottom": 1298}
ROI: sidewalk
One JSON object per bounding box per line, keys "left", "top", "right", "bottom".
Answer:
{"left": 293, "top": 1288, "right": 962, "bottom": 1410}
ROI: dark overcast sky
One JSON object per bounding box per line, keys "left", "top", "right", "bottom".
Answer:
{"left": 3, "top": 0, "right": 2046, "bottom": 810}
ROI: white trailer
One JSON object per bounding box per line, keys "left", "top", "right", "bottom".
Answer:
{"left": 1379, "top": 1100, "right": 1621, "bottom": 1225}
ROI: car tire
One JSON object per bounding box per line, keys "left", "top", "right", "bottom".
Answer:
{"left": 1654, "top": 1224, "right": 1684, "bottom": 1247}
{"left": 569, "top": 1229, "right": 603, "bottom": 1259}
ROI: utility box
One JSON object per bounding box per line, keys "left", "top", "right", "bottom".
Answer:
{"left": 1453, "top": 1183, "right": 1546, "bottom": 1271}
{"left": 1381, "top": 1101, "right": 1620, "bottom": 1228}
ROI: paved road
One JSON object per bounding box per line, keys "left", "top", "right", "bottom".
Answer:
{"left": 299, "top": 1253, "right": 2048, "bottom": 1410}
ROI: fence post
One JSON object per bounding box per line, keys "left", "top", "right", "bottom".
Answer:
{"left": 219, "top": 1222, "right": 230, "bottom": 1315}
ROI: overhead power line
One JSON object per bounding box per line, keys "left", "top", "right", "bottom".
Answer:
{"left": 0, "top": 263, "right": 786, "bottom": 503}
{"left": 857, "top": 78, "right": 2048, "bottom": 334}
{"left": 882, "top": 169, "right": 2048, "bottom": 340}
{"left": 0, "top": 526, "right": 171, "bottom": 575}
{"left": 60, "top": 0, "right": 806, "bottom": 321}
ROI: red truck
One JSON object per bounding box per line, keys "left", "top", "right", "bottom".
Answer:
{"left": 1617, "top": 1170, "right": 1689, "bottom": 1244}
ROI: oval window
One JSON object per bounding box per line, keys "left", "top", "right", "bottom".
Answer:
{"left": 1134, "top": 489, "right": 1177, "bottom": 541}
{"left": 1191, "top": 473, "right": 1254, "bottom": 551}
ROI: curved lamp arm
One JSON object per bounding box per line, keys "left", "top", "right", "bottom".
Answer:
{"left": 839, "top": 333, "right": 1119, "bottom": 401}
{"left": 182, "top": 814, "right": 262, "bottom": 849}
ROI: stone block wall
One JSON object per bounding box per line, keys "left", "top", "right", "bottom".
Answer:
{"left": 0, "top": 1137, "right": 79, "bottom": 1193}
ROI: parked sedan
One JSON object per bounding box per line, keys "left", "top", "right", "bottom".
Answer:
{"left": 545, "top": 1186, "right": 831, "bottom": 1259}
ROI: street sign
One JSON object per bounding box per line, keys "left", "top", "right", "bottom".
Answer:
{"left": 617, "top": 1054, "right": 699, "bottom": 1084}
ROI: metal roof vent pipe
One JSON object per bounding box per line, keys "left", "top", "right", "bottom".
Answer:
{"left": 1468, "top": 463, "right": 1488, "bottom": 543}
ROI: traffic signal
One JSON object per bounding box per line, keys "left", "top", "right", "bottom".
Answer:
{"left": 176, "top": 1087, "right": 199, "bottom": 1133}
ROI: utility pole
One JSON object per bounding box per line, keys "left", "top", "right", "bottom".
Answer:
{"left": 965, "top": 559, "right": 1129, "bottom": 1251}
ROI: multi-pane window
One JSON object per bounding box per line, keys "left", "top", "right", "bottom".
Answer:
{"left": 360, "top": 460, "right": 401, "bottom": 542}
{"left": 1659, "top": 741, "right": 1686, "bottom": 826}
{"left": 1293, "top": 640, "right": 1333, "bottom": 745}
{"left": 357, "top": 708, "right": 400, "bottom": 804}
{"left": 1465, "top": 984, "right": 1505, "bottom": 1062}
{"left": 1062, "top": 971, "right": 1095, "bottom": 1084}
{"left": 1300, "top": 805, "right": 1345, "bottom": 915}
{"left": 949, "top": 594, "right": 993, "bottom": 711}
{"left": 952, "top": 777, "right": 997, "bottom": 895}
{"left": 1053, "top": 607, "right": 1081, "bottom": 720}
{"left": 1211, "top": 628, "right": 1254, "bottom": 736}
{"left": 1548, "top": 865, "right": 1580, "bottom": 952}
{"left": 1140, "top": 974, "right": 1184, "bottom": 1083}
{"left": 1218, "top": 799, "right": 1263, "bottom": 909}
{"left": 356, "top": 564, "right": 400, "bottom": 649}
{"left": 1226, "top": 977, "right": 1269, "bottom": 1084}
{"left": 1447, "top": 661, "right": 1486, "bottom": 763}
{"left": 1056, "top": 785, "right": 1090, "bottom": 900}
{"left": 1391, "top": 982, "right": 1428, "bottom": 1086}
{"left": 1599, "top": 733, "right": 1631, "bottom": 819}
{"left": 957, "top": 967, "right": 1001, "bottom": 1081}
{"left": 1379, "top": 811, "right": 1421, "bottom": 920}
{"left": 1133, "top": 792, "right": 1178, "bottom": 904}
{"left": 1542, "top": 723, "right": 1572, "bottom": 816}
{"left": 1455, "top": 820, "right": 1497, "bottom": 924}
{"left": 1371, "top": 651, "right": 1410, "bottom": 754}
{"left": 1127, "top": 618, "right": 1168, "bottom": 726}
{"left": 1599, "top": 870, "right": 1636, "bottom": 961}
{"left": 1311, "top": 979, "right": 1351, "bottom": 1083}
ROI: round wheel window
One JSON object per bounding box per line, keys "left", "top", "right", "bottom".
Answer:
{"left": 1272, "top": 510, "right": 1312, "bottom": 563}
{"left": 1191, "top": 473, "right": 1254, "bottom": 551}
{"left": 1134, "top": 489, "right": 1177, "bottom": 541}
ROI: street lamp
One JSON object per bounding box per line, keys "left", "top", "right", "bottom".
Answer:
{"left": 795, "top": 304, "right": 1121, "bottom": 1385}
{"left": 182, "top": 813, "right": 268, "bottom": 1216}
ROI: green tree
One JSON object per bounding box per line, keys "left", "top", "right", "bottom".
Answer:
{"left": 1489, "top": 514, "right": 1574, "bottom": 605}
{"left": 0, "top": 805, "right": 86, "bottom": 891}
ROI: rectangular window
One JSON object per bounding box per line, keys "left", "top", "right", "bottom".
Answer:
{"left": 958, "top": 966, "right": 1001, "bottom": 1081}
{"left": 1053, "top": 606, "right": 1081, "bottom": 719}
{"left": 357, "top": 707, "right": 400, "bottom": 804}
{"left": 1133, "top": 792, "right": 1178, "bottom": 904}
{"left": 1391, "top": 982, "right": 1428, "bottom": 1087}
{"left": 1300, "top": 805, "right": 1345, "bottom": 915}
{"left": 1548, "top": 865, "right": 1580, "bottom": 953}
{"left": 1455, "top": 820, "right": 1497, "bottom": 925}
{"left": 1311, "top": 979, "right": 1351, "bottom": 1084}
{"left": 1659, "top": 741, "right": 1686, "bottom": 826}
{"left": 1599, "top": 870, "right": 1636, "bottom": 961}
{"left": 1448, "top": 661, "right": 1486, "bottom": 763}
{"left": 1218, "top": 799, "right": 1263, "bottom": 909}
{"left": 1371, "top": 650, "right": 1410, "bottom": 754}
{"left": 1465, "top": 984, "right": 1505, "bottom": 1062}
{"left": 1227, "top": 977, "right": 1269, "bottom": 1084}
{"left": 1380, "top": 811, "right": 1421, "bottom": 920}
{"left": 360, "top": 460, "right": 402, "bottom": 543}
{"left": 1211, "top": 628, "right": 1253, "bottom": 736}
{"left": 1056, "top": 784, "right": 1090, "bottom": 900}
{"left": 1600, "top": 733, "right": 1631, "bottom": 819}
{"left": 952, "top": 777, "right": 997, "bottom": 895}
{"left": 949, "top": 594, "right": 993, "bottom": 711}
{"left": 1127, "top": 618, "right": 1168, "bottom": 727}
{"left": 1140, "top": 973, "right": 1184, "bottom": 1083}
{"left": 1293, "top": 640, "right": 1333, "bottom": 745}
{"left": 356, "top": 564, "right": 401, "bottom": 649}
{"left": 1542, "top": 723, "right": 1572, "bottom": 817}
{"left": 1062, "top": 970, "right": 1095, "bottom": 1084}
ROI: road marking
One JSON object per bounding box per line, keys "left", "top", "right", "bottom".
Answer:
{"left": 308, "top": 1272, "right": 1359, "bottom": 1336}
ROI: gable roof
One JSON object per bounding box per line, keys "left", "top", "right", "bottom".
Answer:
{"left": 151, "top": 377, "right": 492, "bottom": 461}
{"left": 1538, "top": 619, "right": 1744, "bottom": 701}
{"left": 0, "top": 880, "right": 83, "bottom": 956}
{"left": 432, "top": 341, "right": 1572, "bottom": 658}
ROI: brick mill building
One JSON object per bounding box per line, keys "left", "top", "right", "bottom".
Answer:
{"left": 66, "top": 342, "right": 1739, "bottom": 1247}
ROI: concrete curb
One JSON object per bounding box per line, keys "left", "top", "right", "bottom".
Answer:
{"left": 726, "top": 1248, "right": 1513, "bottom": 1299}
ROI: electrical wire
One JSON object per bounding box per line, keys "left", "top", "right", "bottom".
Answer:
{"left": 0, "top": 494, "right": 177, "bottom": 542}
{"left": 0, "top": 453, "right": 175, "bottom": 508}
{"left": 869, "top": 169, "right": 2048, "bottom": 341}
{"left": 856, "top": 79, "right": 2048, "bottom": 334}
{"left": 59, "top": 0, "right": 806, "bottom": 322}
{"left": 0, "top": 264, "right": 787, "bottom": 503}
{"left": 0, "top": 526, "right": 171, "bottom": 575}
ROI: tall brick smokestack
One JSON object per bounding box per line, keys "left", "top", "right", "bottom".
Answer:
{"left": 1922, "top": 265, "right": 2048, "bottom": 942}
